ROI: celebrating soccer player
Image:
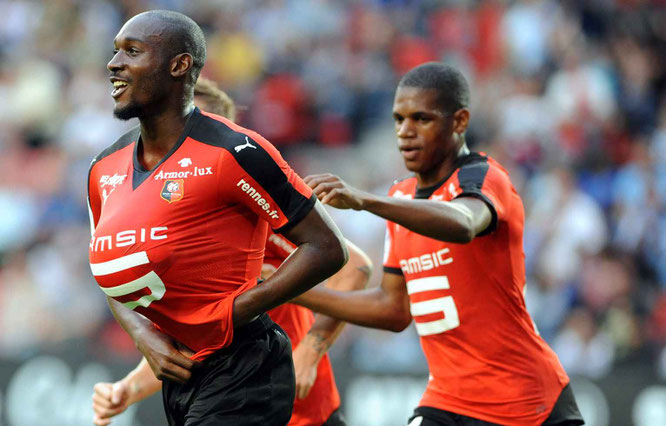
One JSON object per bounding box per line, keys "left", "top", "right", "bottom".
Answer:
{"left": 88, "top": 10, "right": 348, "bottom": 425}
{"left": 92, "top": 77, "right": 371, "bottom": 426}
{"left": 300, "top": 63, "right": 585, "bottom": 425}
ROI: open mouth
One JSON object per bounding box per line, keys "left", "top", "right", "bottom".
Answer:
{"left": 400, "top": 147, "right": 421, "bottom": 161}
{"left": 111, "top": 80, "right": 129, "bottom": 98}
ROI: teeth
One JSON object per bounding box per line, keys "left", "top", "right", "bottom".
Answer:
{"left": 113, "top": 81, "right": 128, "bottom": 88}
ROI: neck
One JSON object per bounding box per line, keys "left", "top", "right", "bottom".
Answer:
{"left": 416, "top": 143, "right": 470, "bottom": 188}
{"left": 137, "top": 100, "right": 194, "bottom": 170}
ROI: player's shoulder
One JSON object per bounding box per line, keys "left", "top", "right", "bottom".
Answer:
{"left": 389, "top": 174, "right": 417, "bottom": 197}
{"left": 456, "top": 151, "right": 510, "bottom": 187}
{"left": 456, "top": 151, "right": 489, "bottom": 172}
{"left": 190, "top": 108, "right": 266, "bottom": 154}
{"left": 90, "top": 125, "right": 139, "bottom": 170}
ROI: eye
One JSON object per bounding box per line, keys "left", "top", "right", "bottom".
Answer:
{"left": 393, "top": 115, "right": 404, "bottom": 124}
{"left": 412, "top": 113, "right": 431, "bottom": 123}
{"left": 127, "top": 47, "right": 139, "bottom": 56}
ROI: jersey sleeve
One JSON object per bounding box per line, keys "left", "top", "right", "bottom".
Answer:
{"left": 382, "top": 222, "right": 403, "bottom": 275}
{"left": 382, "top": 185, "right": 404, "bottom": 275}
{"left": 452, "top": 157, "right": 509, "bottom": 235}
{"left": 217, "top": 131, "right": 316, "bottom": 232}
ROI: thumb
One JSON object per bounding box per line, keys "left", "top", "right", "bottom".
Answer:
{"left": 111, "top": 381, "right": 126, "bottom": 405}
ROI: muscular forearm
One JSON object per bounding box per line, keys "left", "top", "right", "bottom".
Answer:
{"left": 106, "top": 297, "right": 155, "bottom": 341}
{"left": 122, "top": 358, "right": 162, "bottom": 405}
{"left": 306, "top": 174, "right": 482, "bottom": 243}
{"left": 297, "top": 319, "right": 344, "bottom": 367}
{"left": 301, "top": 244, "right": 373, "bottom": 358}
{"left": 296, "top": 286, "right": 409, "bottom": 332}
{"left": 360, "top": 193, "right": 476, "bottom": 243}
{"left": 233, "top": 241, "right": 346, "bottom": 326}
{"left": 233, "top": 202, "right": 348, "bottom": 327}
{"left": 106, "top": 297, "right": 198, "bottom": 383}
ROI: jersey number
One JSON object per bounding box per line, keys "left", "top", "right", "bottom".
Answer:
{"left": 90, "top": 251, "right": 166, "bottom": 310}
{"left": 407, "top": 276, "right": 460, "bottom": 336}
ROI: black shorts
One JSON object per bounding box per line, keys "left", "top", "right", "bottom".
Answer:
{"left": 407, "top": 384, "right": 584, "bottom": 426}
{"left": 323, "top": 408, "right": 347, "bottom": 426}
{"left": 162, "top": 314, "right": 295, "bottom": 426}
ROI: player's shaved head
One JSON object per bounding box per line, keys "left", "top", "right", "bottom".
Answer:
{"left": 398, "top": 62, "right": 470, "bottom": 115}
{"left": 126, "top": 10, "right": 207, "bottom": 85}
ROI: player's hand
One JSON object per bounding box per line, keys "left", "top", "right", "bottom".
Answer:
{"left": 304, "top": 174, "right": 366, "bottom": 210}
{"left": 292, "top": 339, "right": 321, "bottom": 399}
{"left": 135, "top": 327, "right": 201, "bottom": 383}
{"left": 92, "top": 381, "right": 130, "bottom": 426}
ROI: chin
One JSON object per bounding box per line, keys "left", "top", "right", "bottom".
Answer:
{"left": 113, "top": 103, "right": 143, "bottom": 121}
{"left": 402, "top": 160, "right": 421, "bottom": 173}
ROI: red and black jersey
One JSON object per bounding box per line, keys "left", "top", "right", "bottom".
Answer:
{"left": 383, "top": 153, "right": 569, "bottom": 425}
{"left": 87, "top": 108, "right": 315, "bottom": 361}
{"left": 264, "top": 232, "right": 341, "bottom": 426}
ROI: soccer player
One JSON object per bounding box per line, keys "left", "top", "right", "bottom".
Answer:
{"left": 300, "top": 63, "right": 585, "bottom": 425}
{"left": 92, "top": 78, "right": 372, "bottom": 426}
{"left": 88, "top": 10, "right": 347, "bottom": 425}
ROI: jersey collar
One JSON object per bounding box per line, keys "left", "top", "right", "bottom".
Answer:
{"left": 132, "top": 107, "right": 201, "bottom": 190}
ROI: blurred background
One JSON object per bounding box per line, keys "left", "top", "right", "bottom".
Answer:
{"left": 0, "top": 0, "right": 665, "bottom": 425}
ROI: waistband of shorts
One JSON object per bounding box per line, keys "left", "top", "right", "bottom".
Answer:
{"left": 234, "top": 313, "right": 275, "bottom": 339}
{"left": 200, "top": 313, "right": 276, "bottom": 366}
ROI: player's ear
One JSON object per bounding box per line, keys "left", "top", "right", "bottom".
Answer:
{"left": 452, "top": 108, "right": 470, "bottom": 135}
{"left": 170, "top": 53, "right": 193, "bottom": 78}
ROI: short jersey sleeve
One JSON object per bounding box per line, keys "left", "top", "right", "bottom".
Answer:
{"left": 382, "top": 184, "right": 404, "bottom": 275}
{"left": 452, "top": 155, "right": 511, "bottom": 235}
{"left": 382, "top": 222, "right": 403, "bottom": 275}
{"left": 216, "top": 131, "right": 316, "bottom": 232}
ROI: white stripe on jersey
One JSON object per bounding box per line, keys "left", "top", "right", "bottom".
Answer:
{"left": 406, "top": 276, "right": 450, "bottom": 295}
{"left": 90, "top": 252, "right": 150, "bottom": 276}
{"left": 383, "top": 228, "right": 392, "bottom": 265}
{"left": 99, "top": 270, "right": 166, "bottom": 310}
{"left": 414, "top": 316, "right": 459, "bottom": 336}
{"left": 87, "top": 197, "right": 95, "bottom": 236}
{"left": 410, "top": 297, "right": 452, "bottom": 316}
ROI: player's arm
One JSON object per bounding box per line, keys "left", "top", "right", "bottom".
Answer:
{"left": 294, "top": 271, "right": 411, "bottom": 332}
{"left": 293, "top": 240, "right": 372, "bottom": 399}
{"left": 305, "top": 174, "right": 491, "bottom": 243}
{"left": 105, "top": 297, "right": 199, "bottom": 383}
{"left": 92, "top": 358, "right": 160, "bottom": 426}
{"left": 232, "top": 201, "right": 348, "bottom": 326}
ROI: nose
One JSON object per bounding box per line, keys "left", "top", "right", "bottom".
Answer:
{"left": 107, "top": 51, "right": 123, "bottom": 73}
{"left": 396, "top": 119, "right": 415, "bottom": 138}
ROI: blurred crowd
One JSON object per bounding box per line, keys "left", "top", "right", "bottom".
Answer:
{"left": 0, "top": 0, "right": 665, "bottom": 383}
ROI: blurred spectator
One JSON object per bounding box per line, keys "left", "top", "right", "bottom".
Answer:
{"left": 552, "top": 307, "right": 615, "bottom": 379}
{"left": 525, "top": 167, "right": 608, "bottom": 288}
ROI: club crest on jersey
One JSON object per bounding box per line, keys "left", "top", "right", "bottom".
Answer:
{"left": 160, "top": 179, "right": 184, "bottom": 203}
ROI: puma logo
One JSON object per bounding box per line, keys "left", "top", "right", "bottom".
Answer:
{"left": 234, "top": 137, "right": 257, "bottom": 153}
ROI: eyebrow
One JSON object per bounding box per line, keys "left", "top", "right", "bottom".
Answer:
{"left": 113, "top": 36, "right": 146, "bottom": 45}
